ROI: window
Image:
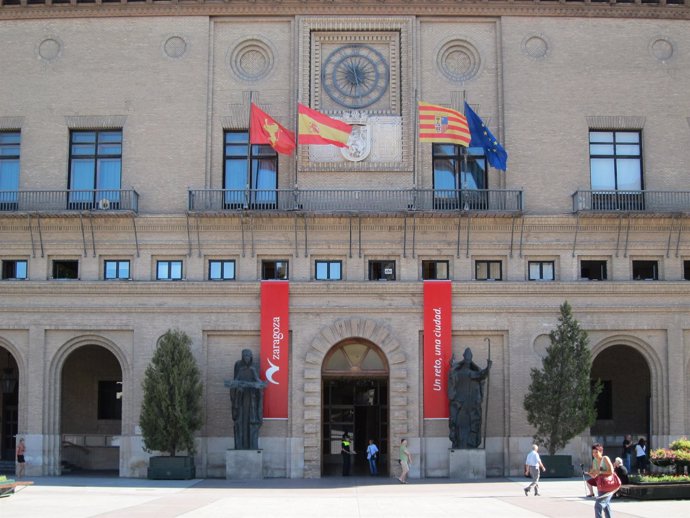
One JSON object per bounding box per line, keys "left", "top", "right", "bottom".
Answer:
{"left": 52, "top": 260, "right": 79, "bottom": 279}
{"left": 632, "top": 260, "right": 658, "bottom": 280}
{"left": 209, "top": 259, "right": 236, "bottom": 280}
{"left": 224, "top": 131, "right": 278, "bottom": 209}
{"left": 422, "top": 260, "right": 449, "bottom": 280}
{"left": 157, "top": 260, "right": 183, "bottom": 280}
{"left": 315, "top": 260, "right": 342, "bottom": 281}
{"left": 589, "top": 131, "right": 643, "bottom": 210}
{"left": 0, "top": 132, "right": 20, "bottom": 210}
{"left": 593, "top": 380, "right": 612, "bottom": 420}
{"left": 475, "top": 260, "right": 502, "bottom": 281}
{"left": 581, "top": 260, "right": 608, "bottom": 281}
{"left": 69, "top": 130, "right": 122, "bottom": 209}
{"left": 262, "top": 260, "right": 289, "bottom": 280}
{"left": 97, "top": 380, "right": 122, "bottom": 420}
{"left": 369, "top": 260, "right": 396, "bottom": 281}
{"left": 684, "top": 261, "right": 690, "bottom": 281}
{"left": 2, "top": 259, "right": 27, "bottom": 280}
{"left": 432, "top": 144, "right": 487, "bottom": 210}
{"left": 528, "top": 261, "right": 555, "bottom": 281}
{"left": 104, "top": 260, "right": 130, "bottom": 280}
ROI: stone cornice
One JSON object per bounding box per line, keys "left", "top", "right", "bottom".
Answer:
{"left": 2, "top": 2, "right": 690, "bottom": 22}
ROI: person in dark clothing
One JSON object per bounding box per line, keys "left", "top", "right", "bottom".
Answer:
{"left": 613, "top": 457, "right": 629, "bottom": 498}
{"left": 341, "top": 432, "right": 355, "bottom": 476}
{"left": 621, "top": 435, "right": 633, "bottom": 472}
{"left": 635, "top": 437, "right": 648, "bottom": 473}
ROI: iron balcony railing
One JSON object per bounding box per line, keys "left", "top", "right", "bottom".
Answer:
{"left": 572, "top": 190, "right": 690, "bottom": 213}
{"left": 0, "top": 189, "right": 139, "bottom": 213}
{"left": 188, "top": 188, "right": 523, "bottom": 214}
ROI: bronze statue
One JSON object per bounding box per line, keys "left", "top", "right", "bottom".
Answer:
{"left": 448, "top": 347, "right": 492, "bottom": 449}
{"left": 225, "top": 349, "right": 266, "bottom": 450}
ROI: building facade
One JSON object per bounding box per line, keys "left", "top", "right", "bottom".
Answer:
{"left": 1, "top": 0, "right": 689, "bottom": 478}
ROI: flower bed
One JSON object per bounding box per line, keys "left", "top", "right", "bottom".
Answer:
{"left": 621, "top": 438, "right": 690, "bottom": 500}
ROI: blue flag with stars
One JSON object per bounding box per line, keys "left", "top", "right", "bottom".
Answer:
{"left": 464, "top": 102, "right": 508, "bottom": 171}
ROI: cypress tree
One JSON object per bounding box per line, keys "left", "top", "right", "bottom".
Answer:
{"left": 523, "top": 301, "right": 602, "bottom": 455}
{"left": 140, "top": 329, "right": 203, "bottom": 457}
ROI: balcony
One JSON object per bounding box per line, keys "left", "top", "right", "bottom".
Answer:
{"left": 0, "top": 190, "right": 139, "bottom": 214}
{"left": 572, "top": 190, "right": 690, "bottom": 214}
{"left": 188, "top": 188, "right": 523, "bottom": 215}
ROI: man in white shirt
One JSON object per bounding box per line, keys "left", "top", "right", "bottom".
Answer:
{"left": 524, "top": 444, "right": 546, "bottom": 496}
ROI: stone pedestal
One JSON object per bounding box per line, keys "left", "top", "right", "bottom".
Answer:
{"left": 226, "top": 449, "right": 263, "bottom": 479}
{"left": 449, "top": 449, "right": 486, "bottom": 480}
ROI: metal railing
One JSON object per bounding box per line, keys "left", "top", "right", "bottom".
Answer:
{"left": 0, "top": 189, "right": 139, "bottom": 213}
{"left": 572, "top": 190, "right": 690, "bottom": 213}
{"left": 188, "top": 188, "right": 523, "bottom": 214}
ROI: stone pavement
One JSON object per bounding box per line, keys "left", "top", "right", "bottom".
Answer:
{"left": 1, "top": 475, "right": 688, "bottom": 518}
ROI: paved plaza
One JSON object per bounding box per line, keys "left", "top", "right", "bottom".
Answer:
{"left": 1, "top": 475, "right": 688, "bottom": 518}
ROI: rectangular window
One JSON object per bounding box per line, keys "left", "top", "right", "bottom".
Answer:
{"left": 97, "top": 380, "right": 122, "bottom": 420}
{"left": 209, "top": 260, "right": 236, "bottom": 281}
{"left": 369, "top": 260, "right": 396, "bottom": 281}
{"left": 224, "top": 131, "right": 278, "bottom": 209}
{"left": 0, "top": 132, "right": 21, "bottom": 210}
{"left": 104, "top": 260, "right": 130, "bottom": 280}
{"left": 315, "top": 260, "right": 342, "bottom": 281}
{"left": 52, "top": 260, "right": 79, "bottom": 279}
{"left": 475, "top": 260, "right": 502, "bottom": 281}
{"left": 69, "top": 130, "right": 122, "bottom": 209}
{"left": 432, "top": 144, "right": 487, "bottom": 210}
{"left": 581, "top": 260, "right": 608, "bottom": 281}
{"left": 262, "top": 260, "right": 289, "bottom": 280}
{"left": 684, "top": 260, "right": 690, "bottom": 281}
{"left": 594, "top": 380, "right": 612, "bottom": 420}
{"left": 632, "top": 260, "right": 658, "bottom": 280}
{"left": 589, "top": 130, "right": 643, "bottom": 210}
{"left": 156, "top": 260, "right": 183, "bottom": 280}
{"left": 528, "top": 261, "right": 555, "bottom": 281}
{"left": 422, "top": 260, "right": 449, "bottom": 280}
{"left": 2, "top": 259, "right": 27, "bottom": 280}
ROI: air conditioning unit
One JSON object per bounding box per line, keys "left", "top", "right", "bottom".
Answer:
{"left": 97, "top": 198, "right": 111, "bottom": 210}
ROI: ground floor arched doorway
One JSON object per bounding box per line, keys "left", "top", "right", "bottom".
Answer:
{"left": 321, "top": 339, "right": 389, "bottom": 477}
{"left": 0, "top": 348, "right": 19, "bottom": 466}
{"left": 591, "top": 344, "right": 651, "bottom": 445}
{"left": 60, "top": 344, "right": 122, "bottom": 474}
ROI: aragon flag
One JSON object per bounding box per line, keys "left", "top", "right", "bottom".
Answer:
{"left": 297, "top": 103, "right": 352, "bottom": 148}
{"left": 249, "top": 103, "right": 296, "bottom": 155}
{"left": 418, "top": 101, "right": 471, "bottom": 147}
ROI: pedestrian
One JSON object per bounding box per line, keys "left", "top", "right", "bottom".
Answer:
{"left": 16, "top": 437, "right": 26, "bottom": 479}
{"left": 366, "top": 439, "right": 379, "bottom": 476}
{"left": 635, "top": 438, "right": 647, "bottom": 473}
{"left": 621, "top": 434, "right": 633, "bottom": 472}
{"left": 613, "top": 457, "right": 629, "bottom": 498}
{"left": 523, "top": 444, "right": 546, "bottom": 496}
{"left": 589, "top": 443, "right": 620, "bottom": 518}
{"left": 398, "top": 438, "right": 412, "bottom": 484}
{"left": 341, "top": 432, "right": 355, "bottom": 476}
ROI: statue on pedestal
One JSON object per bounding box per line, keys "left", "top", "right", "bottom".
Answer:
{"left": 225, "top": 349, "right": 266, "bottom": 450}
{"left": 448, "top": 347, "right": 492, "bottom": 449}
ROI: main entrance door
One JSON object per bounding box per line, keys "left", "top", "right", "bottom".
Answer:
{"left": 321, "top": 340, "right": 389, "bottom": 476}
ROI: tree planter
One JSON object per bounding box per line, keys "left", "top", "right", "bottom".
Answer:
{"left": 147, "top": 456, "right": 195, "bottom": 480}
{"left": 619, "top": 482, "right": 690, "bottom": 500}
{"left": 540, "top": 455, "right": 574, "bottom": 478}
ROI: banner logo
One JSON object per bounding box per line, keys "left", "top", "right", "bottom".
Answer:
{"left": 265, "top": 358, "right": 279, "bottom": 385}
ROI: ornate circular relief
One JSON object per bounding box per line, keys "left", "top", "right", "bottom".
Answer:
{"left": 38, "top": 37, "right": 62, "bottom": 62}
{"left": 437, "top": 40, "right": 481, "bottom": 83}
{"left": 649, "top": 37, "right": 674, "bottom": 62}
{"left": 229, "top": 39, "right": 274, "bottom": 81}
{"left": 522, "top": 34, "right": 550, "bottom": 60}
{"left": 163, "top": 36, "right": 188, "bottom": 59}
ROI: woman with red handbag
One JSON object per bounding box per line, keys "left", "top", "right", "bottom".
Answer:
{"left": 587, "top": 443, "right": 621, "bottom": 518}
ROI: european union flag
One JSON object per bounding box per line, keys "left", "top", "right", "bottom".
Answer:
{"left": 464, "top": 102, "right": 508, "bottom": 171}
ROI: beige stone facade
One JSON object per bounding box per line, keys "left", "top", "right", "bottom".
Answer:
{"left": 1, "top": 2, "right": 690, "bottom": 478}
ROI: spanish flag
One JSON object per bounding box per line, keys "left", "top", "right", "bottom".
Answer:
{"left": 297, "top": 103, "right": 352, "bottom": 148}
{"left": 249, "top": 103, "right": 296, "bottom": 155}
{"left": 418, "top": 101, "right": 471, "bottom": 147}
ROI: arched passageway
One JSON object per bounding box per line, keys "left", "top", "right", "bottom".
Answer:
{"left": 0, "top": 348, "right": 19, "bottom": 465}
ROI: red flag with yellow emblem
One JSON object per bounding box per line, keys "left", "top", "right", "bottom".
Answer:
{"left": 249, "top": 103, "right": 296, "bottom": 155}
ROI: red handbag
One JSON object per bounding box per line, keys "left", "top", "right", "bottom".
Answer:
{"left": 596, "top": 472, "right": 622, "bottom": 494}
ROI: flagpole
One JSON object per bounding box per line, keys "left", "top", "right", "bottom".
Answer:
{"left": 413, "top": 88, "right": 418, "bottom": 191}
{"left": 293, "top": 89, "right": 300, "bottom": 192}
{"left": 247, "top": 90, "right": 254, "bottom": 208}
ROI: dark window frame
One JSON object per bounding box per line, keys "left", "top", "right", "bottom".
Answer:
{"left": 52, "top": 259, "right": 79, "bottom": 280}
{"left": 209, "top": 259, "right": 236, "bottom": 281}
{"left": 421, "top": 260, "right": 450, "bottom": 280}
{"left": 261, "top": 259, "right": 289, "bottom": 280}
{"left": 432, "top": 144, "right": 488, "bottom": 210}
{"left": 580, "top": 260, "right": 608, "bottom": 281}
{"left": 684, "top": 260, "right": 690, "bottom": 281}
{"left": 223, "top": 130, "right": 279, "bottom": 208}
{"left": 2, "top": 259, "right": 28, "bottom": 280}
{"left": 97, "top": 380, "right": 122, "bottom": 420}
{"left": 368, "top": 260, "right": 396, "bottom": 281}
{"left": 104, "top": 259, "right": 130, "bottom": 280}
{"left": 156, "top": 260, "right": 183, "bottom": 281}
{"left": 589, "top": 130, "right": 643, "bottom": 191}
{"left": 528, "top": 260, "right": 555, "bottom": 281}
{"left": 593, "top": 380, "right": 613, "bottom": 421}
{"left": 632, "top": 260, "right": 658, "bottom": 281}
{"left": 315, "top": 260, "right": 342, "bottom": 281}
{"left": 475, "top": 260, "right": 502, "bottom": 281}
{"left": 0, "top": 131, "right": 21, "bottom": 210}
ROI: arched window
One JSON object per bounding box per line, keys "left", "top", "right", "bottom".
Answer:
{"left": 322, "top": 340, "right": 388, "bottom": 376}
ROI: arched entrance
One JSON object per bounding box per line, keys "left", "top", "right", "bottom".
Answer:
{"left": 60, "top": 344, "right": 122, "bottom": 474}
{"left": 0, "top": 348, "right": 19, "bottom": 465}
{"left": 322, "top": 339, "right": 389, "bottom": 476}
{"left": 591, "top": 344, "right": 651, "bottom": 441}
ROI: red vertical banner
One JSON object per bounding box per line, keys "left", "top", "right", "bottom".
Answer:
{"left": 423, "top": 280, "right": 452, "bottom": 419}
{"left": 260, "top": 281, "right": 290, "bottom": 419}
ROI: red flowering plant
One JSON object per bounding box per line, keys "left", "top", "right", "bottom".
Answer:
{"left": 650, "top": 437, "right": 690, "bottom": 474}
